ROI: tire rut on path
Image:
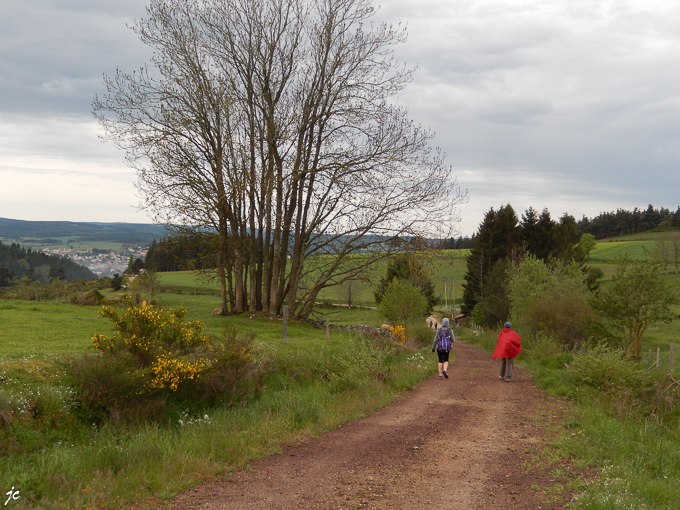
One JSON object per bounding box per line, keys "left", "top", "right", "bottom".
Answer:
{"left": 164, "top": 341, "right": 569, "bottom": 509}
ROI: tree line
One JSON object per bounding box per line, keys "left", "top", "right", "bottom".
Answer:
{"left": 577, "top": 204, "right": 680, "bottom": 239}
{"left": 0, "top": 241, "right": 97, "bottom": 287}
{"left": 144, "top": 236, "right": 217, "bottom": 273}
{"left": 460, "top": 204, "right": 678, "bottom": 358}
{"left": 462, "top": 205, "right": 591, "bottom": 318}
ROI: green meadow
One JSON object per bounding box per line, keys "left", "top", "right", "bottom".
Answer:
{"left": 589, "top": 239, "right": 655, "bottom": 262}
{"left": 0, "top": 267, "right": 438, "bottom": 509}
{"left": 0, "top": 301, "right": 114, "bottom": 358}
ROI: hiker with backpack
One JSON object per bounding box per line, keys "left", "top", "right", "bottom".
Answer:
{"left": 492, "top": 321, "right": 522, "bottom": 382}
{"left": 431, "top": 317, "right": 455, "bottom": 379}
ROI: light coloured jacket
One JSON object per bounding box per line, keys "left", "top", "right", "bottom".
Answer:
{"left": 431, "top": 326, "right": 455, "bottom": 352}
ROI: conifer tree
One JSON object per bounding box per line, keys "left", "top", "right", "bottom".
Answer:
{"left": 462, "top": 205, "right": 521, "bottom": 314}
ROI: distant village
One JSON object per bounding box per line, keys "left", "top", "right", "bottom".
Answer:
{"left": 40, "top": 246, "right": 148, "bottom": 277}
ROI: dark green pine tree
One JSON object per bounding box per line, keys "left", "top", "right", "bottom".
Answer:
{"left": 475, "top": 258, "right": 513, "bottom": 327}
{"left": 0, "top": 266, "right": 14, "bottom": 287}
{"left": 48, "top": 266, "right": 66, "bottom": 282}
{"left": 552, "top": 213, "right": 584, "bottom": 263}
{"left": 521, "top": 207, "right": 541, "bottom": 257}
{"left": 462, "top": 205, "right": 521, "bottom": 314}
{"left": 532, "top": 208, "right": 555, "bottom": 260}
{"left": 110, "top": 273, "right": 124, "bottom": 291}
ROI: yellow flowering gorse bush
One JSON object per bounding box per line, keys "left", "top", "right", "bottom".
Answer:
{"left": 150, "top": 354, "right": 208, "bottom": 391}
{"left": 70, "top": 302, "right": 261, "bottom": 426}
{"left": 389, "top": 325, "right": 406, "bottom": 345}
{"left": 91, "top": 302, "right": 213, "bottom": 392}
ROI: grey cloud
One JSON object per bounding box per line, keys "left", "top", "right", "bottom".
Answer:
{"left": 0, "top": 0, "right": 150, "bottom": 115}
{"left": 2, "top": 0, "right": 680, "bottom": 229}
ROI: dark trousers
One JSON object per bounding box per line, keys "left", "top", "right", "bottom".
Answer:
{"left": 500, "top": 358, "right": 513, "bottom": 379}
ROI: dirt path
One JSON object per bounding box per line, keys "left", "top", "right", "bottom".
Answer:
{"left": 163, "top": 341, "right": 573, "bottom": 509}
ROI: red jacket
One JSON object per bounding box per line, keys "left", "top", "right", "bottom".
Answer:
{"left": 492, "top": 328, "right": 522, "bottom": 359}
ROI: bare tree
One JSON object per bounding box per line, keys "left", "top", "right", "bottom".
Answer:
{"left": 652, "top": 235, "right": 671, "bottom": 273}
{"left": 669, "top": 231, "right": 680, "bottom": 274}
{"left": 93, "top": 0, "right": 465, "bottom": 318}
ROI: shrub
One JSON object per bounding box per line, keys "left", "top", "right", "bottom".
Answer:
{"left": 567, "top": 343, "right": 647, "bottom": 391}
{"left": 76, "top": 289, "right": 105, "bottom": 306}
{"left": 521, "top": 331, "right": 565, "bottom": 360}
{"left": 404, "top": 323, "right": 434, "bottom": 350}
{"left": 67, "top": 303, "right": 261, "bottom": 425}
{"left": 130, "top": 271, "right": 163, "bottom": 295}
{"left": 66, "top": 353, "right": 159, "bottom": 426}
{"left": 334, "top": 335, "right": 391, "bottom": 380}
{"left": 377, "top": 280, "right": 428, "bottom": 326}
{"left": 509, "top": 256, "right": 594, "bottom": 347}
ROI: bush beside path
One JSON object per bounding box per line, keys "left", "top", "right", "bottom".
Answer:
{"left": 156, "top": 341, "right": 576, "bottom": 510}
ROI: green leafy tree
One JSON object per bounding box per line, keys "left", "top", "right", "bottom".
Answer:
{"left": 509, "top": 256, "right": 593, "bottom": 347}
{"left": 590, "top": 257, "right": 678, "bottom": 358}
{"left": 374, "top": 252, "right": 436, "bottom": 312}
{"left": 377, "top": 280, "right": 428, "bottom": 326}
{"left": 577, "top": 233, "right": 597, "bottom": 260}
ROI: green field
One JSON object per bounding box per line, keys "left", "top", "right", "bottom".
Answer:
{"left": 160, "top": 249, "right": 471, "bottom": 311}
{"left": 0, "top": 301, "right": 114, "bottom": 358}
{"left": 589, "top": 239, "right": 655, "bottom": 262}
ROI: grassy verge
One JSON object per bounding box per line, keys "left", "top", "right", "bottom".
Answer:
{"left": 464, "top": 326, "right": 680, "bottom": 509}
{"left": 0, "top": 297, "right": 434, "bottom": 510}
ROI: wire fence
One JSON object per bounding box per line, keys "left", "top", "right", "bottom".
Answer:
{"left": 646, "top": 345, "right": 676, "bottom": 374}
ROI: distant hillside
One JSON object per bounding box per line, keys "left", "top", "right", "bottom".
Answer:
{"left": 0, "top": 241, "right": 97, "bottom": 283}
{"left": 0, "top": 218, "right": 170, "bottom": 245}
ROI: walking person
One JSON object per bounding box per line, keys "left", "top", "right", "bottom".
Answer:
{"left": 493, "top": 321, "right": 521, "bottom": 382}
{"left": 431, "top": 318, "right": 455, "bottom": 379}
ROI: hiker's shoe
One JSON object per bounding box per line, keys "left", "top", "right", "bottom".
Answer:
{"left": 505, "top": 377, "right": 512, "bottom": 382}
{"left": 438, "top": 374, "right": 443, "bottom": 379}
{"left": 499, "top": 376, "right": 504, "bottom": 380}
{"left": 443, "top": 370, "right": 448, "bottom": 379}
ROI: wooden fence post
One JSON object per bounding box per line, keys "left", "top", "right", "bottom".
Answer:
{"left": 282, "top": 305, "right": 288, "bottom": 344}
{"left": 325, "top": 320, "right": 330, "bottom": 341}
{"left": 670, "top": 344, "right": 675, "bottom": 373}
{"left": 656, "top": 347, "right": 661, "bottom": 369}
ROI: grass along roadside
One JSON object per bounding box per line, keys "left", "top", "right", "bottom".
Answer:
{"left": 1, "top": 299, "right": 434, "bottom": 510}
{"left": 463, "top": 325, "right": 680, "bottom": 509}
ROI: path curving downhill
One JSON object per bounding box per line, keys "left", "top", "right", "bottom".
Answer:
{"left": 162, "top": 341, "right": 574, "bottom": 509}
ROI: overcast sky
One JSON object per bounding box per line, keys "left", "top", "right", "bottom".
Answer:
{"left": 1, "top": 0, "right": 679, "bottom": 236}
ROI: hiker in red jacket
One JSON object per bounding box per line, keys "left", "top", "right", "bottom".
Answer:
{"left": 493, "top": 321, "right": 521, "bottom": 382}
